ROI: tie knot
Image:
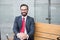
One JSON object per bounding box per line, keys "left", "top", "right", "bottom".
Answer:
{"left": 23, "top": 18, "right": 25, "bottom": 20}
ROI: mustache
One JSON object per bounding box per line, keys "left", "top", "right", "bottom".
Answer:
{"left": 22, "top": 12, "right": 27, "bottom": 13}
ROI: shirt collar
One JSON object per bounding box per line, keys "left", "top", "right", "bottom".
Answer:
{"left": 22, "top": 15, "right": 27, "bottom": 19}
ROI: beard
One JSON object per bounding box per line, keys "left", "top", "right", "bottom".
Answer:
{"left": 21, "top": 12, "right": 27, "bottom": 17}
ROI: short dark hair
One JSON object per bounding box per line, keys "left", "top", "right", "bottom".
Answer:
{"left": 20, "top": 4, "right": 28, "bottom": 10}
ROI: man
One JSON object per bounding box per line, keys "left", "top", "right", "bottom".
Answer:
{"left": 13, "top": 4, "right": 35, "bottom": 40}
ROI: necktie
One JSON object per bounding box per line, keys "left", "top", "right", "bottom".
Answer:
{"left": 20, "top": 18, "right": 25, "bottom": 33}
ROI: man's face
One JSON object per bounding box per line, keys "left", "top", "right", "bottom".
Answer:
{"left": 20, "top": 6, "right": 28, "bottom": 16}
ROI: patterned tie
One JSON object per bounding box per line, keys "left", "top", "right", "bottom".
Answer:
{"left": 20, "top": 18, "right": 25, "bottom": 33}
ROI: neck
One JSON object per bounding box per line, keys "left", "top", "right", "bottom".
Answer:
{"left": 23, "top": 16, "right": 26, "bottom": 17}
{"left": 22, "top": 15, "right": 27, "bottom": 17}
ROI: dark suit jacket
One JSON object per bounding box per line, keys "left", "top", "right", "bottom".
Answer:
{"left": 13, "top": 16, "right": 35, "bottom": 40}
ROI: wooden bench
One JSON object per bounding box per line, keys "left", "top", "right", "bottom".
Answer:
{"left": 7, "top": 23, "right": 60, "bottom": 40}
{"left": 34, "top": 23, "right": 60, "bottom": 40}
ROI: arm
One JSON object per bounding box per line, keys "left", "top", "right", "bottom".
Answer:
{"left": 13, "top": 17, "right": 19, "bottom": 35}
{"left": 28, "top": 18, "right": 35, "bottom": 37}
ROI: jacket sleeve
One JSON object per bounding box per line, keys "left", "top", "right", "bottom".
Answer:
{"left": 28, "top": 18, "right": 35, "bottom": 37}
{"left": 13, "top": 17, "right": 19, "bottom": 35}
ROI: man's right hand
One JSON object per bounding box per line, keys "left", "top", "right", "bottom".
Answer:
{"left": 17, "top": 33, "right": 21, "bottom": 38}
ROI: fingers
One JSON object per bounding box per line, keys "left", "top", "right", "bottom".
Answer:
{"left": 17, "top": 33, "right": 28, "bottom": 40}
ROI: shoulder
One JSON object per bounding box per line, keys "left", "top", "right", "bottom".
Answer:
{"left": 27, "top": 16, "right": 34, "bottom": 20}
{"left": 27, "top": 16, "right": 34, "bottom": 19}
{"left": 15, "top": 16, "right": 21, "bottom": 20}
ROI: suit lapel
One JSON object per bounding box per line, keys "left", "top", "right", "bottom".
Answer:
{"left": 26, "top": 16, "right": 29, "bottom": 30}
{"left": 18, "top": 16, "right": 22, "bottom": 29}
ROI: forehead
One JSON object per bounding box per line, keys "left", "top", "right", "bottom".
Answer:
{"left": 21, "top": 6, "right": 27, "bottom": 9}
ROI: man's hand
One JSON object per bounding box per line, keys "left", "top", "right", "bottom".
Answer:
{"left": 17, "top": 33, "right": 29, "bottom": 40}
{"left": 17, "top": 33, "right": 21, "bottom": 38}
{"left": 21, "top": 33, "right": 29, "bottom": 39}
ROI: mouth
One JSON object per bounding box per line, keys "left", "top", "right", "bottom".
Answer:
{"left": 21, "top": 12, "right": 27, "bottom": 16}
{"left": 22, "top": 12, "right": 26, "bottom": 13}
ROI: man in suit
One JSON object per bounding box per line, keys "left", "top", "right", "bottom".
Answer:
{"left": 13, "top": 4, "right": 35, "bottom": 40}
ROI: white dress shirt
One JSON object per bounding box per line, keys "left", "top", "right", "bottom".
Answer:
{"left": 22, "top": 16, "right": 29, "bottom": 40}
{"left": 22, "top": 16, "right": 27, "bottom": 34}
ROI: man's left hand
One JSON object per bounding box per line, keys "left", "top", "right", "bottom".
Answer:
{"left": 20, "top": 33, "right": 29, "bottom": 40}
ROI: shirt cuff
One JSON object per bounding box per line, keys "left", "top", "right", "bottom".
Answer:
{"left": 27, "top": 34, "right": 29, "bottom": 39}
